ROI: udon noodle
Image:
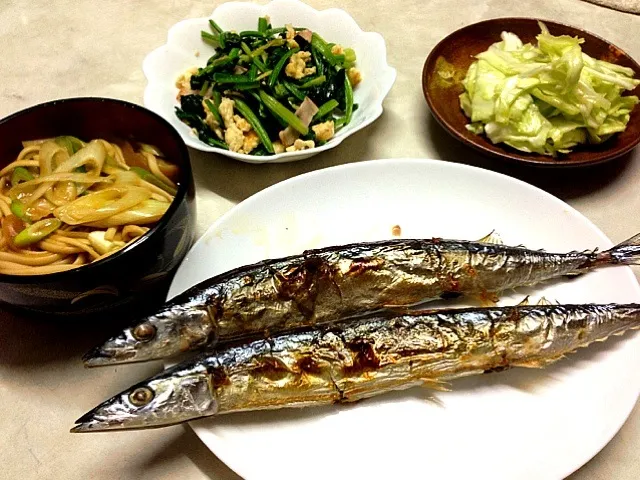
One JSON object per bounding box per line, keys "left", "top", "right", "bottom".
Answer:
{"left": 0, "top": 137, "right": 179, "bottom": 275}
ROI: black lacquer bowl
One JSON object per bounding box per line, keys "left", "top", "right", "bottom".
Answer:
{"left": 0, "top": 98, "right": 196, "bottom": 316}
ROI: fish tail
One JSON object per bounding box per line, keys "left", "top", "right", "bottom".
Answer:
{"left": 601, "top": 232, "right": 640, "bottom": 265}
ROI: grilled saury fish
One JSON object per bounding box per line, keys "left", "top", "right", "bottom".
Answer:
{"left": 84, "top": 233, "right": 640, "bottom": 366}
{"left": 73, "top": 302, "right": 640, "bottom": 432}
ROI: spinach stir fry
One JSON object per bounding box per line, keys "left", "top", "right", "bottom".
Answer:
{"left": 175, "top": 17, "right": 362, "bottom": 155}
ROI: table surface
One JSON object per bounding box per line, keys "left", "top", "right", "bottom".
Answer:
{"left": 2, "top": 0, "right": 640, "bottom": 478}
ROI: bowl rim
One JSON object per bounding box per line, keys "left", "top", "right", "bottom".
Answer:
{"left": 142, "top": 0, "right": 397, "bottom": 163}
{"left": 0, "top": 96, "right": 192, "bottom": 284}
{"left": 422, "top": 17, "right": 640, "bottom": 168}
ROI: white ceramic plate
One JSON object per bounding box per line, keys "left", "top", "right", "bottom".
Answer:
{"left": 168, "top": 159, "right": 640, "bottom": 480}
{"left": 143, "top": 0, "right": 396, "bottom": 164}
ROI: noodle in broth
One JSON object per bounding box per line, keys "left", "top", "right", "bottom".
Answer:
{"left": 0, "top": 137, "right": 179, "bottom": 275}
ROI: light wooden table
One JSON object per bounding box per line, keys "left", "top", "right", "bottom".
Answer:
{"left": 2, "top": 0, "right": 639, "bottom": 478}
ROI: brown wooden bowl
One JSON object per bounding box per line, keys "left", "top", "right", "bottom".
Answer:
{"left": 422, "top": 18, "right": 640, "bottom": 167}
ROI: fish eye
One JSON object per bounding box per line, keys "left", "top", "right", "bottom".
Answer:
{"left": 132, "top": 323, "right": 157, "bottom": 342}
{"left": 129, "top": 387, "right": 154, "bottom": 406}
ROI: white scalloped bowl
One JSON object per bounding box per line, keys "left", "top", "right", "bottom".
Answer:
{"left": 142, "top": 0, "right": 396, "bottom": 164}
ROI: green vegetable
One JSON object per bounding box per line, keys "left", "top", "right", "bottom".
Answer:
{"left": 300, "top": 75, "right": 326, "bottom": 89}
{"left": 258, "top": 17, "right": 269, "bottom": 34}
{"left": 259, "top": 90, "right": 309, "bottom": 135}
{"left": 213, "top": 73, "right": 256, "bottom": 84}
{"left": 10, "top": 199, "right": 28, "bottom": 220}
{"left": 209, "top": 19, "right": 223, "bottom": 34}
{"left": 344, "top": 72, "right": 354, "bottom": 125}
{"left": 240, "top": 31, "right": 264, "bottom": 38}
{"left": 201, "top": 31, "right": 220, "bottom": 48}
{"left": 55, "top": 136, "right": 85, "bottom": 155}
{"left": 282, "top": 81, "right": 306, "bottom": 101}
{"left": 459, "top": 22, "right": 640, "bottom": 156}
{"left": 234, "top": 98, "right": 275, "bottom": 153}
{"left": 131, "top": 167, "right": 178, "bottom": 195}
{"left": 11, "top": 167, "right": 34, "bottom": 187}
{"left": 314, "top": 99, "right": 339, "bottom": 119}
{"left": 269, "top": 48, "right": 299, "bottom": 87}
{"left": 204, "top": 99, "right": 223, "bottom": 127}
{"left": 13, "top": 218, "right": 61, "bottom": 247}
{"left": 176, "top": 19, "right": 360, "bottom": 155}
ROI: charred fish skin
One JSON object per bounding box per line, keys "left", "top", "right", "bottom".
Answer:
{"left": 73, "top": 303, "right": 640, "bottom": 432}
{"left": 84, "top": 233, "right": 640, "bottom": 367}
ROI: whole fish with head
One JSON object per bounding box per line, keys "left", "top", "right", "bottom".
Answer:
{"left": 83, "top": 232, "right": 640, "bottom": 367}
{"left": 72, "top": 302, "right": 640, "bottom": 432}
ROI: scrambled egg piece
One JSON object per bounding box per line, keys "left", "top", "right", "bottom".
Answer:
{"left": 273, "top": 141, "right": 285, "bottom": 153}
{"left": 218, "top": 97, "right": 259, "bottom": 154}
{"left": 285, "top": 51, "right": 316, "bottom": 80}
{"left": 285, "top": 24, "right": 298, "bottom": 49}
{"left": 285, "top": 139, "right": 315, "bottom": 152}
{"left": 331, "top": 44, "right": 344, "bottom": 55}
{"left": 243, "top": 131, "right": 260, "bottom": 153}
{"left": 312, "top": 121, "right": 335, "bottom": 142}
{"left": 347, "top": 67, "right": 362, "bottom": 87}
{"left": 175, "top": 66, "right": 198, "bottom": 97}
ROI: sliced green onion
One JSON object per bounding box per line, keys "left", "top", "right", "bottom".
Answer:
{"left": 268, "top": 48, "right": 299, "bottom": 88}
{"left": 13, "top": 218, "right": 61, "bottom": 247}
{"left": 299, "top": 75, "right": 326, "bottom": 89}
{"left": 131, "top": 167, "right": 177, "bottom": 195}
{"left": 344, "top": 72, "right": 354, "bottom": 125}
{"left": 314, "top": 99, "right": 339, "bottom": 119}
{"left": 55, "top": 136, "right": 84, "bottom": 155}
{"left": 10, "top": 199, "right": 28, "bottom": 220}
{"left": 11, "top": 167, "right": 34, "bottom": 187}
{"left": 139, "top": 143, "right": 164, "bottom": 157}
{"left": 259, "top": 90, "right": 308, "bottom": 135}
{"left": 234, "top": 98, "right": 274, "bottom": 153}
{"left": 204, "top": 99, "right": 223, "bottom": 127}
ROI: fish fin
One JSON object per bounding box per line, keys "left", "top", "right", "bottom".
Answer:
{"left": 536, "top": 296, "right": 553, "bottom": 305}
{"left": 516, "top": 296, "right": 531, "bottom": 306}
{"left": 514, "top": 356, "right": 563, "bottom": 368}
{"left": 476, "top": 230, "right": 504, "bottom": 245}
{"left": 420, "top": 378, "right": 451, "bottom": 392}
{"left": 602, "top": 232, "right": 640, "bottom": 265}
